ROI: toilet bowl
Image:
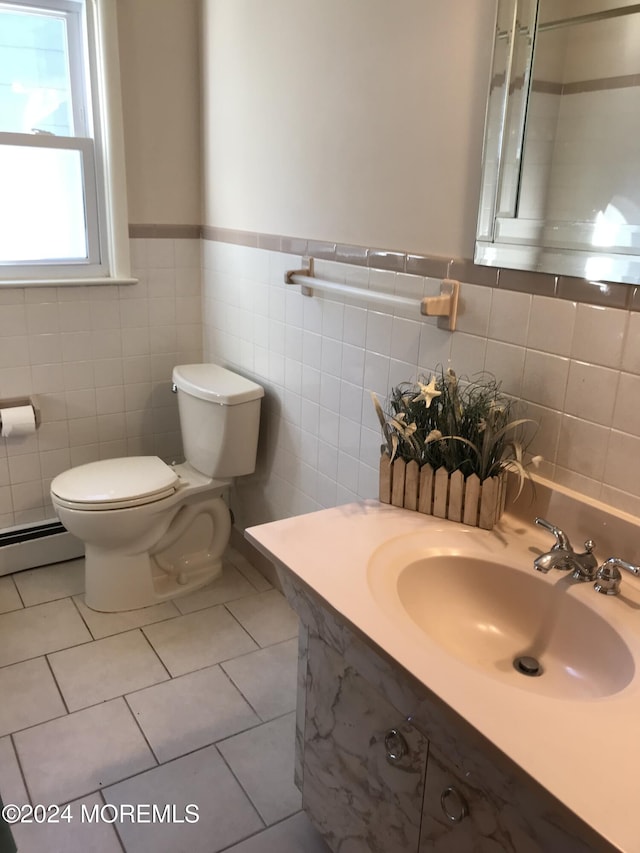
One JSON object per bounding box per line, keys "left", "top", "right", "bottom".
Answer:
{"left": 50, "top": 364, "right": 264, "bottom": 612}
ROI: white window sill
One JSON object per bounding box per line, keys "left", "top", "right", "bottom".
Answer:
{"left": 0, "top": 277, "right": 139, "bottom": 288}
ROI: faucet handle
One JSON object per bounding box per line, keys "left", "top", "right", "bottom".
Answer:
{"left": 594, "top": 557, "right": 640, "bottom": 596}
{"left": 534, "top": 517, "right": 572, "bottom": 551}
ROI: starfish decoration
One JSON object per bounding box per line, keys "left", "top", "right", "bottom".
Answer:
{"left": 412, "top": 376, "right": 441, "bottom": 408}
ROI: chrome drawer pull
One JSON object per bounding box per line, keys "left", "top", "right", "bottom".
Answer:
{"left": 440, "top": 786, "right": 469, "bottom": 823}
{"left": 384, "top": 729, "right": 408, "bottom": 763}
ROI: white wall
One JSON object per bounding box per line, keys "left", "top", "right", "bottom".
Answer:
{"left": 200, "top": 1, "right": 640, "bottom": 528}
{"left": 117, "top": 0, "right": 202, "bottom": 225}
{"left": 202, "top": 0, "right": 496, "bottom": 258}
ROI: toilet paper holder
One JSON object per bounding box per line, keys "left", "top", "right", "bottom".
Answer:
{"left": 0, "top": 396, "right": 40, "bottom": 432}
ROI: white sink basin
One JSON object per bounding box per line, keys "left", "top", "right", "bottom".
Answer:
{"left": 368, "top": 543, "right": 635, "bottom": 700}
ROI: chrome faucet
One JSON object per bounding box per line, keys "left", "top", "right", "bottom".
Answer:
{"left": 594, "top": 557, "right": 640, "bottom": 595}
{"left": 533, "top": 517, "right": 598, "bottom": 581}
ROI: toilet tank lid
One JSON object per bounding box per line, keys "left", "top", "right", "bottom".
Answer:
{"left": 172, "top": 364, "right": 264, "bottom": 405}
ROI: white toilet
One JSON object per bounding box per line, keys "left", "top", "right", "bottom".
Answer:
{"left": 50, "top": 364, "right": 264, "bottom": 613}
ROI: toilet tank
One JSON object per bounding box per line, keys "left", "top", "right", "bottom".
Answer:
{"left": 172, "top": 364, "right": 264, "bottom": 478}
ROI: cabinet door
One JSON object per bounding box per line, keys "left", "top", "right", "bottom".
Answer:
{"left": 420, "top": 743, "right": 596, "bottom": 853}
{"left": 303, "top": 636, "right": 428, "bottom": 853}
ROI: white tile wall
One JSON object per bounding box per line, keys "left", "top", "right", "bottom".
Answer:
{"left": 202, "top": 240, "right": 640, "bottom": 523}
{"left": 548, "top": 88, "right": 640, "bottom": 226}
{"left": 0, "top": 239, "right": 201, "bottom": 529}
{"left": 4, "top": 236, "right": 639, "bottom": 534}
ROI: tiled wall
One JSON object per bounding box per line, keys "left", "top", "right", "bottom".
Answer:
{"left": 4, "top": 232, "right": 639, "bottom": 535}
{"left": 0, "top": 238, "right": 202, "bottom": 530}
{"left": 202, "top": 239, "right": 640, "bottom": 527}
{"left": 548, "top": 88, "right": 640, "bottom": 225}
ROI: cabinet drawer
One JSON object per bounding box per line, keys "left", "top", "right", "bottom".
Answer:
{"left": 303, "top": 636, "right": 429, "bottom": 853}
{"left": 420, "top": 743, "right": 596, "bottom": 853}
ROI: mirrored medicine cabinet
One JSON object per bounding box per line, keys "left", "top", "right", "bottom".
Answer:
{"left": 475, "top": 0, "right": 640, "bottom": 284}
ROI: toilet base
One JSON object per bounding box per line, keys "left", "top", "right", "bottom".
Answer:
{"left": 84, "top": 550, "right": 224, "bottom": 612}
{"left": 84, "top": 494, "right": 231, "bottom": 613}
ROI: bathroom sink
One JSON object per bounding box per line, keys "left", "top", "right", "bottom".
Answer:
{"left": 368, "top": 547, "right": 635, "bottom": 700}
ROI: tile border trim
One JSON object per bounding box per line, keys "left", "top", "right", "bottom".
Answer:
{"left": 200, "top": 225, "right": 639, "bottom": 311}
{"left": 128, "top": 224, "right": 201, "bottom": 239}
{"left": 125, "top": 224, "right": 638, "bottom": 310}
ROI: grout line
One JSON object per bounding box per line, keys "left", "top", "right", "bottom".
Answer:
{"left": 137, "top": 624, "right": 172, "bottom": 681}
{"left": 222, "top": 602, "right": 264, "bottom": 649}
{"left": 98, "top": 788, "right": 128, "bottom": 853}
{"left": 43, "top": 653, "right": 71, "bottom": 715}
{"left": 172, "top": 588, "right": 260, "bottom": 618}
{"left": 8, "top": 733, "right": 32, "bottom": 807}
{"left": 70, "top": 595, "right": 185, "bottom": 641}
{"left": 217, "top": 662, "right": 262, "bottom": 721}
{"left": 215, "top": 810, "right": 311, "bottom": 853}
{"left": 68, "top": 594, "right": 97, "bottom": 638}
{"left": 122, "top": 694, "right": 160, "bottom": 767}
{"left": 214, "top": 743, "right": 267, "bottom": 831}
{"left": 0, "top": 635, "right": 96, "bottom": 674}
{"left": 8, "top": 575, "right": 26, "bottom": 610}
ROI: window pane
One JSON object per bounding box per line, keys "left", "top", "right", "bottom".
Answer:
{"left": 0, "top": 7, "right": 73, "bottom": 135}
{"left": 0, "top": 145, "right": 88, "bottom": 263}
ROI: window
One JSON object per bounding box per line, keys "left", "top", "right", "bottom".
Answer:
{"left": 0, "top": 0, "right": 130, "bottom": 283}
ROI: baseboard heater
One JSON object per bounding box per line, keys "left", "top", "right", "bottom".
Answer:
{"left": 0, "top": 520, "right": 84, "bottom": 577}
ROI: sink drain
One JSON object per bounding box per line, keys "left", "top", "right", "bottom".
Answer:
{"left": 513, "top": 655, "right": 543, "bottom": 677}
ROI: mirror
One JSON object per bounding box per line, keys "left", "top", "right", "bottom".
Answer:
{"left": 475, "top": 0, "right": 640, "bottom": 284}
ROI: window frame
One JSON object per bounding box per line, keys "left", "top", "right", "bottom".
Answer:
{"left": 0, "top": 0, "right": 132, "bottom": 286}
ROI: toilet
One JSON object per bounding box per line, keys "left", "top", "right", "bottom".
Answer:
{"left": 50, "top": 364, "right": 264, "bottom": 613}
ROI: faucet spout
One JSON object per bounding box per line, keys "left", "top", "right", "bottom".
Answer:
{"left": 533, "top": 550, "right": 573, "bottom": 574}
{"left": 533, "top": 518, "right": 597, "bottom": 581}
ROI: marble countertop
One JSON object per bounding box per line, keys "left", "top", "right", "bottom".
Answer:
{"left": 246, "top": 497, "right": 640, "bottom": 853}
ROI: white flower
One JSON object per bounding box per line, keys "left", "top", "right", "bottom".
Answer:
{"left": 412, "top": 376, "right": 441, "bottom": 408}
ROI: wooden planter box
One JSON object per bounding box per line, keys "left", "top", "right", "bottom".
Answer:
{"left": 379, "top": 453, "right": 507, "bottom": 530}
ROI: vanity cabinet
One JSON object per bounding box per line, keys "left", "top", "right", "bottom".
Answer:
{"left": 303, "top": 636, "right": 428, "bottom": 853}
{"left": 282, "top": 570, "right": 611, "bottom": 853}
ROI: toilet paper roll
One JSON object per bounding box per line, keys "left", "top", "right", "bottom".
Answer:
{"left": 0, "top": 405, "right": 37, "bottom": 438}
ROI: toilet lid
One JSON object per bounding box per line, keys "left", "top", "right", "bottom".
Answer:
{"left": 51, "top": 456, "right": 179, "bottom": 509}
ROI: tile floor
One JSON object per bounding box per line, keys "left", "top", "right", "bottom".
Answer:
{"left": 0, "top": 548, "right": 330, "bottom": 853}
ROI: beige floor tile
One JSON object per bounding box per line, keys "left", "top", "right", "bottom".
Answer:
{"left": 126, "top": 664, "right": 259, "bottom": 763}
{"left": 223, "top": 811, "right": 330, "bottom": 853}
{"left": 225, "top": 590, "right": 298, "bottom": 647}
{"left": 0, "top": 576, "right": 22, "bottom": 615}
{"left": 105, "top": 744, "right": 263, "bottom": 853}
{"left": 221, "top": 638, "right": 297, "bottom": 720}
{"left": 143, "top": 605, "right": 258, "bottom": 677}
{"left": 0, "top": 599, "right": 91, "bottom": 668}
{"left": 13, "top": 559, "right": 85, "bottom": 607}
{"left": 10, "top": 792, "right": 122, "bottom": 853}
{"left": 0, "top": 657, "right": 66, "bottom": 737}
{"left": 14, "top": 698, "right": 156, "bottom": 805}
{"left": 226, "top": 546, "right": 273, "bottom": 592}
{"left": 0, "top": 736, "right": 29, "bottom": 805}
{"left": 48, "top": 630, "right": 169, "bottom": 712}
{"left": 217, "top": 712, "right": 300, "bottom": 825}
{"left": 73, "top": 594, "right": 180, "bottom": 639}
{"left": 174, "top": 562, "right": 258, "bottom": 615}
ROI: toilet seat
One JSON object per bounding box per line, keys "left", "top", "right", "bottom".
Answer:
{"left": 51, "top": 456, "right": 180, "bottom": 511}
